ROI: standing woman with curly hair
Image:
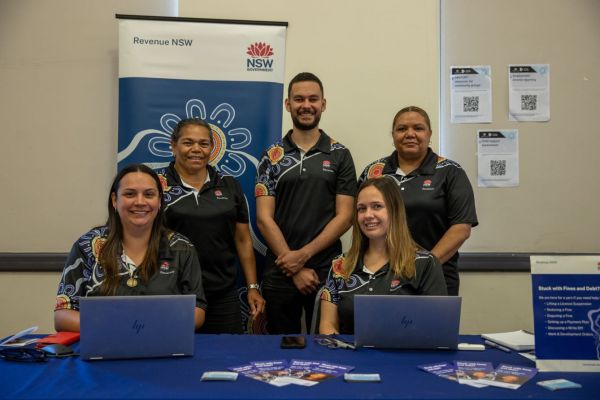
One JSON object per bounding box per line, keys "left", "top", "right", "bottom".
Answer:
{"left": 159, "top": 118, "right": 265, "bottom": 334}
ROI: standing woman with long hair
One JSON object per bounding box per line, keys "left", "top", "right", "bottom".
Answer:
{"left": 54, "top": 164, "right": 207, "bottom": 332}
{"left": 319, "top": 177, "right": 447, "bottom": 335}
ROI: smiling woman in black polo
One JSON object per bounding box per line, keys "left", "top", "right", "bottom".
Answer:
{"left": 319, "top": 177, "right": 447, "bottom": 335}
{"left": 359, "top": 106, "right": 478, "bottom": 296}
{"left": 159, "top": 118, "right": 265, "bottom": 334}
{"left": 54, "top": 164, "right": 207, "bottom": 332}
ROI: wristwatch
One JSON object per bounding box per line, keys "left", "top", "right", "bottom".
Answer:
{"left": 247, "top": 283, "right": 260, "bottom": 291}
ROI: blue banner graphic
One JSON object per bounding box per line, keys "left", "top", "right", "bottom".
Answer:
{"left": 117, "top": 17, "right": 287, "bottom": 332}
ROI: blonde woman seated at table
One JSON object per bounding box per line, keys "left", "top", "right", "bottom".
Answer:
{"left": 54, "top": 164, "right": 207, "bottom": 332}
{"left": 319, "top": 177, "right": 447, "bottom": 334}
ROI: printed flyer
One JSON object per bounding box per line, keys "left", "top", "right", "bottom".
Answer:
{"left": 531, "top": 255, "right": 600, "bottom": 371}
{"left": 229, "top": 359, "right": 355, "bottom": 386}
{"left": 455, "top": 361, "right": 494, "bottom": 386}
{"left": 477, "top": 364, "right": 538, "bottom": 389}
{"left": 508, "top": 64, "right": 550, "bottom": 121}
{"left": 419, "top": 362, "right": 486, "bottom": 388}
{"left": 450, "top": 66, "right": 492, "bottom": 123}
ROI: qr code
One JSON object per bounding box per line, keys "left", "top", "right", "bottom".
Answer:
{"left": 490, "top": 160, "right": 506, "bottom": 176}
{"left": 463, "top": 96, "right": 479, "bottom": 112}
{"left": 521, "top": 94, "right": 537, "bottom": 111}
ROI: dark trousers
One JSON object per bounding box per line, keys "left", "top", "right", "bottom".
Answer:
{"left": 262, "top": 286, "right": 318, "bottom": 334}
{"left": 443, "top": 268, "right": 460, "bottom": 296}
{"left": 200, "top": 288, "right": 244, "bottom": 334}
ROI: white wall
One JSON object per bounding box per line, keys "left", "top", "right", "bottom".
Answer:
{"left": 0, "top": 0, "right": 440, "bottom": 253}
{"left": 0, "top": 0, "right": 176, "bottom": 252}
{"left": 0, "top": 0, "right": 547, "bottom": 338}
{"left": 180, "top": 0, "right": 440, "bottom": 177}
{"left": 0, "top": 0, "right": 176, "bottom": 337}
{"left": 441, "top": 0, "right": 600, "bottom": 253}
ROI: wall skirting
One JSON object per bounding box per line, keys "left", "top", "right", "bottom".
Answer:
{"left": 0, "top": 253, "right": 67, "bottom": 272}
{"left": 2, "top": 252, "right": 595, "bottom": 272}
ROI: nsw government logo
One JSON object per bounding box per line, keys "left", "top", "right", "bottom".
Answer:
{"left": 246, "top": 42, "right": 274, "bottom": 72}
{"left": 322, "top": 159, "right": 334, "bottom": 173}
{"left": 422, "top": 179, "right": 434, "bottom": 191}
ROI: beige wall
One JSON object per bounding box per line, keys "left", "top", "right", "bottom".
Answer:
{"left": 0, "top": 0, "right": 177, "bottom": 252}
{"left": 180, "top": 0, "right": 440, "bottom": 176}
{"left": 5, "top": 0, "right": 589, "bottom": 338}
{"left": 0, "top": 0, "right": 440, "bottom": 254}
{"left": 0, "top": 271, "right": 534, "bottom": 337}
{"left": 0, "top": 0, "right": 443, "bottom": 337}
{"left": 441, "top": 0, "right": 600, "bottom": 253}
{"left": 0, "top": 273, "right": 61, "bottom": 337}
{"left": 0, "top": 0, "right": 178, "bottom": 337}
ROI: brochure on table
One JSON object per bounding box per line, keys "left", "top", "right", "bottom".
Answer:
{"left": 419, "top": 361, "right": 537, "bottom": 390}
{"left": 531, "top": 255, "right": 600, "bottom": 372}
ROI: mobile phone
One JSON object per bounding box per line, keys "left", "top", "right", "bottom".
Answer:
{"left": 280, "top": 335, "right": 306, "bottom": 349}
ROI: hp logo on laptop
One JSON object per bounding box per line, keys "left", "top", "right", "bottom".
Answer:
{"left": 132, "top": 320, "right": 145, "bottom": 334}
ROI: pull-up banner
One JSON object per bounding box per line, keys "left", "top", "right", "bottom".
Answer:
{"left": 116, "top": 15, "right": 287, "bottom": 254}
{"left": 116, "top": 15, "right": 287, "bottom": 332}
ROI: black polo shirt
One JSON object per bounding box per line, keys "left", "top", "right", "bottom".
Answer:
{"left": 55, "top": 226, "right": 207, "bottom": 311}
{"left": 359, "top": 149, "right": 478, "bottom": 278}
{"left": 159, "top": 163, "right": 249, "bottom": 295}
{"left": 322, "top": 251, "right": 447, "bottom": 334}
{"left": 255, "top": 130, "right": 357, "bottom": 284}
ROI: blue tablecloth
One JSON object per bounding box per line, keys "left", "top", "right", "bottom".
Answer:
{"left": 1, "top": 335, "right": 598, "bottom": 399}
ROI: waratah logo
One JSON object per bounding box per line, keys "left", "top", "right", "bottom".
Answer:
{"left": 246, "top": 42, "right": 274, "bottom": 71}
{"left": 247, "top": 42, "right": 273, "bottom": 58}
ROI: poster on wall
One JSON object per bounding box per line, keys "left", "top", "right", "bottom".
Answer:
{"left": 450, "top": 66, "right": 492, "bottom": 123}
{"left": 508, "top": 64, "right": 550, "bottom": 121}
{"left": 531, "top": 255, "right": 600, "bottom": 372}
{"left": 117, "top": 15, "right": 287, "bottom": 332}
{"left": 477, "top": 129, "right": 519, "bottom": 187}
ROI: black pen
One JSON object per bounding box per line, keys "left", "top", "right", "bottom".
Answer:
{"left": 484, "top": 340, "right": 511, "bottom": 353}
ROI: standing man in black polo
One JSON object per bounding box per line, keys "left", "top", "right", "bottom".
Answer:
{"left": 255, "top": 72, "right": 357, "bottom": 334}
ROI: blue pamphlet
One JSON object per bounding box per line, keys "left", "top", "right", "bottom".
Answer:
{"left": 477, "top": 364, "right": 538, "bottom": 389}
{"left": 531, "top": 255, "right": 600, "bottom": 372}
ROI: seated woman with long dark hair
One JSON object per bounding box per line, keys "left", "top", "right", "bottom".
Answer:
{"left": 319, "top": 177, "right": 447, "bottom": 335}
{"left": 54, "top": 164, "right": 207, "bottom": 332}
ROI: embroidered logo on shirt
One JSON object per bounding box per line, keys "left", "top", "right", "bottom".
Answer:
{"left": 422, "top": 179, "right": 434, "bottom": 191}
{"left": 160, "top": 261, "right": 174, "bottom": 274}
{"left": 267, "top": 145, "right": 284, "bottom": 165}
{"left": 91, "top": 237, "right": 106, "bottom": 260}
{"left": 214, "top": 189, "right": 228, "bottom": 200}
{"left": 322, "top": 159, "right": 334, "bottom": 173}
{"left": 157, "top": 173, "right": 171, "bottom": 191}
{"left": 331, "top": 255, "right": 345, "bottom": 278}
{"left": 255, "top": 183, "right": 268, "bottom": 197}
{"left": 367, "top": 162, "right": 385, "bottom": 179}
{"left": 390, "top": 277, "right": 407, "bottom": 291}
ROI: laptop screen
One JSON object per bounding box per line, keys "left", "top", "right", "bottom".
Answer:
{"left": 353, "top": 295, "right": 461, "bottom": 350}
{"left": 79, "top": 295, "right": 195, "bottom": 360}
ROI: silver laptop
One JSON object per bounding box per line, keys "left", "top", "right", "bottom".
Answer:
{"left": 79, "top": 295, "right": 195, "bottom": 360}
{"left": 354, "top": 295, "right": 461, "bottom": 350}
